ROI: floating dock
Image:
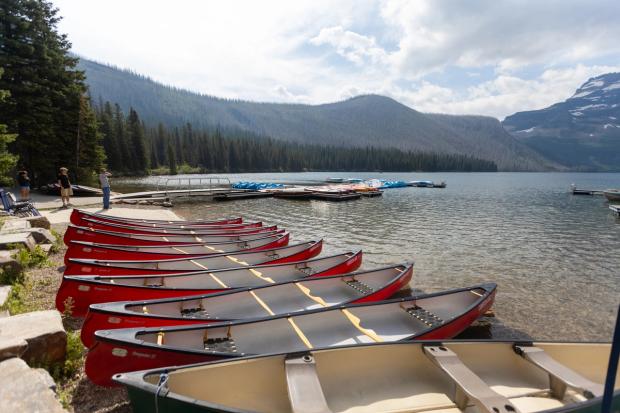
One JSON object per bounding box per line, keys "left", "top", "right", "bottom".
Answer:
{"left": 570, "top": 185, "right": 603, "bottom": 195}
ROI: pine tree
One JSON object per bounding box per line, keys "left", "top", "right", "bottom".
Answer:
{"left": 167, "top": 140, "right": 177, "bottom": 175}
{"left": 0, "top": 69, "right": 18, "bottom": 186}
{"left": 75, "top": 95, "right": 105, "bottom": 184}
{"left": 127, "top": 108, "right": 148, "bottom": 174}
{"left": 0, "top": 0, "right": 104, "bottom": 183}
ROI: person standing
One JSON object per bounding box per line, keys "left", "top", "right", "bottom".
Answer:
{"left": 99, "top": 168, "right": 112, "bottom": 210}
{"left": 17, "top": 170, "right": 30, "bottom": 201}
{"left": 58, "top": 167, "right": 72, "bottom": 208}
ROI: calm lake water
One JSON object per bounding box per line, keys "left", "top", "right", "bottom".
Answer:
{"left": 117, "top": 172, "right": 620, "bottom": 341}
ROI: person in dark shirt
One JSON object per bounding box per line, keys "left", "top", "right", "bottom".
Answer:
{"left": 57, "top": 167, "right": 73, "bottom": 208}
{"left": 17, "top": 170, "right": 30, "bottom": 201}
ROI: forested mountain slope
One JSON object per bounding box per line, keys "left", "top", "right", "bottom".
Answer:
{"left": 80, "top": 58, "right": 557, "bottom": 171}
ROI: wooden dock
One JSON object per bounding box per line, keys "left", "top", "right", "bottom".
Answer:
{"left": 610, "top": 205, "right": 620, "bottom": 216}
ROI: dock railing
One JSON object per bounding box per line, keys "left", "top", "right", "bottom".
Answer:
{"left": 155, "top": 177, "right": 232, "bottom": 192}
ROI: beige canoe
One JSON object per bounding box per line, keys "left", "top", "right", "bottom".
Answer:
{"left": 115, "top": 341, "right": 619, "bottom": 413}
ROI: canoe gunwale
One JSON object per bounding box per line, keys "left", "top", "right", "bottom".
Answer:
{"left": 86, "top": 263, "right": 413, "bottom": 320}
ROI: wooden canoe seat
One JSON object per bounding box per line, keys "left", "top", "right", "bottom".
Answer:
{"left": 402, "top": 304, "right": 444, "bottom": 328}
{"left": 285, "top": 354, "right": 333, "bottom": 413}
{"left": 513, "top": 345, "right": 604, "bottom": 400}
{"left": 343, "top": 278, "right": 374, "bottom": 295}
{"left": 424, "top": 346, "right": 522, "bottom": 413}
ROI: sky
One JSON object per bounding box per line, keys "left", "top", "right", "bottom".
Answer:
{"left": 52, "top": 0, "right": 620, "bottom": 120}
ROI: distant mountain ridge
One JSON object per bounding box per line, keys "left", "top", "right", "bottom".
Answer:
{"left": 503, "top": 73, "right": 620, "bottom": 171}
{"left": 79, "top": 58, "right": 558, "bottom": 171}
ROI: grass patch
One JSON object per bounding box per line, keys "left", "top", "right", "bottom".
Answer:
{"left": 14, "top": 245, "right": 51, "bottom": 268}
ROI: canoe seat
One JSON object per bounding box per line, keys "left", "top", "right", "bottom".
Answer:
{"left": 402, "top": 305, "right": 443, "bottom": 327}
{"left": 204, "top": 336, "right": 238, "bottom": 353}
{"left": 285, "top": 354, "right": 333, "bottom": 413}
{"left": 513, "top": 345, "right": 604, "bottom": 400}
{"left": 344, "top": 279, "right": 374, "bottom": 295}
{"left": 295, "top": 264, "right": 314, "bottom": 276}
{"left": 180, "top": 307, "right": 210, "bottom": 318}
{"left": 266, "top": 252, "right": 280, "bottom": 260}
{"left": 424, "top": 345, "right": 522, "bottom": 413}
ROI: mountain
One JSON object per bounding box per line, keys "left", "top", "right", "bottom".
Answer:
{"left": 79, "top": 58, "right": 557, "bottom": 171}
{"left": 503, "top": 73, "right": 620, "bottom": 171}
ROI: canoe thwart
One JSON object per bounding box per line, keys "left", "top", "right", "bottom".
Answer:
{"left": 285, "top": 354, "right": 333, "bottom": 413}
{"left": 513, "top": 345, "right": 604, "bottom": 399}
{"left": 423, "top": 345, "right": 522, "bottom": 413}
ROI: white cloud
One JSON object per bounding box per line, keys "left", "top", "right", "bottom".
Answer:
{"left": 310, "top": 26, "right": 388, "bottom": 66}
{"left": 51, "top": 0, "right": 620, "bottom": 118}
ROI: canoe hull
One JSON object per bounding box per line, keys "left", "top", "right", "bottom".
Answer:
{"left": 63, "top": 225, "right": 282, "bottom": 246}
{"left": 57, "top": 251, "right": 363, "bottom": 317}
{"left": 64, "top": 239, "right": 320, "bottom": 274}
{"left": 80, "top": 265, "right": 412, "bottom": 347}
{"left": 64, "top": 233, "right": 293, "bottom": 265}
{"left": 77, "top": 218, "right": 267, "bottom": 235}
{"left": 85, "top": 283, "right": 493, "bottom": 386}
{"left": 70, "top": 209, "right": 242, "bottom": 227}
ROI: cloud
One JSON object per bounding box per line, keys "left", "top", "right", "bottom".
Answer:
{"left": 52, "top": 0, "right": 620, "bottom": 118}
{"left": 310, "top": 26, "right": 388, "bottom": 66}
{"left": 392, "top": 65, "right": 620, "bottom": 119}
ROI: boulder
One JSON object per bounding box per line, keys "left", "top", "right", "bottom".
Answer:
{"left": 0, "top": 358, "right": 67, "bottom": 413}
{"left": 0, "top": 285, "right": 10, "bottom": 306}
{"left": 0, "top": 310, "right": 66, "bottom": 365}
{"left": 0, "top": 219, "right": 31, "bottom": 232}
{"left": 35, "top": 367, "right": 57, "bottom": 392}
{"left": 25, "top": 228, "right": 56, "bottom": 244}
{"left": 0, "top": 250, "right": 22, "bottom": 274}
{"left": 23, "top": 215, "right": 51, "bottom": 230}
{"left": 0, "top": 232, "right": 36, "bottom": 251}
{"left": 0, "top": 336, "right": 27, "bottom": 361}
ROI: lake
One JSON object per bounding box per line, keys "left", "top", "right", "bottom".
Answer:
{"left": 116, "top": 172, "right": 620, "bottom": 341}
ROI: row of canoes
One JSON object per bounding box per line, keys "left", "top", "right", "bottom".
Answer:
{"left": 57, "top": 209, "right": 619, "bottom": 412}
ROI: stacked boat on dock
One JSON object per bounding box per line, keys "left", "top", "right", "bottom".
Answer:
{"left": 56, "top": 209, "right": 619, "bottom": 413}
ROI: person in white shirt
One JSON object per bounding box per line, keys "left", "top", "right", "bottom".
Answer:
{"left": 99, "top": 168, "right": 112, "bottom": 210}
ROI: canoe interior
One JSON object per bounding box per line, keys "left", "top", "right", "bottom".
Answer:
{"left": 83, "top": 252, "right": 360, "bottom": 290}
{"left": 136, "top": 287, "right": 486, "bottom": 356}
{"left": 74, "top": 241, "right": 317, "bottom": 270}
{"left": 140, "top": 342, "right": 620, "bottom": 413}
{"left": 124, "top": 266, "right": 408, "bottom": 319}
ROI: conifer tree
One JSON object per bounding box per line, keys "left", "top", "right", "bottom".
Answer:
{"left": 127, "top": 108, "right": 148, "bottom": 174}
{"left": 0, "top": 0, "right": 104, "bottom": 183}
{"left": 0, "top": 69, "right": 18, "bottom": 186}
{"left": 167, "top": 140, "right": 177, "bottom": 175}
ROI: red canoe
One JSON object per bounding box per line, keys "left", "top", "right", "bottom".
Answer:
{"left": 70, "top": 209, "right": 243, "bottom": 228}
{"left": 64, "top": 233, "right": 291, "bottom": 263}
{"left": 80, "top": 264, "right": 413, "bottom": 347}
{"left": 63, "top": 225, "right": 284, "bottom": 246}
{"left": 85, "top": 283, "right": 496, "bottom": 386}
{"left": 75, "top": 217, "right": 266, "bottom": 235}
{"left": 64, "top": 239, "right": 322, "bottom": 273}
{"left": 57, "top": 251, "right": 363, "bottom": 317}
